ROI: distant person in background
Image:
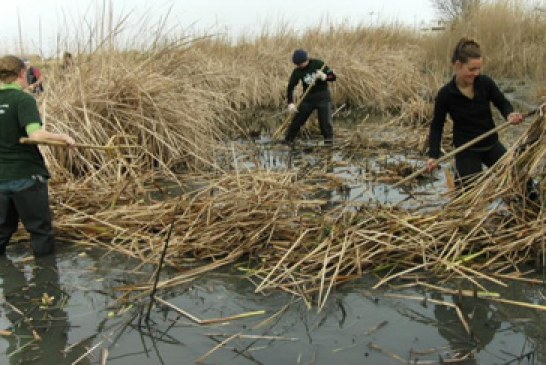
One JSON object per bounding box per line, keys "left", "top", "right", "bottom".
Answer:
{"left": 284, "top": 49, "right": 336, "bottom": 145}
{"left": 62, "top": 51, "right": 74, "bottom": 70}
{"left": 0, "top": 55, "right": 75, "bottom": 257}
{"left": 23, "top": 58, "right": 45, "bottom": 94}
{"left": 426, "top": 37, "right": 524, "bottom": 188}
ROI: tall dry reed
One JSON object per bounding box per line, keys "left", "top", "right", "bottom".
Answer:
{"left": 421, "top": 0, "right": 546, "bottom": 81}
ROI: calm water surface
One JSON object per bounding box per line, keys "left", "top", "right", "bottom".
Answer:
{"left": 1, "top": 243, "right": 545, "bottom": 365}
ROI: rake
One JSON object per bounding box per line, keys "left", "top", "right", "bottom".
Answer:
{"left": 272, "top": 64, "right": 327, "bottom": 141}
{"left": 20, "top": 134, "right": 139, "bottom": 151}
{"left": 393, "top": 108, "right": 542, "bottom": 188}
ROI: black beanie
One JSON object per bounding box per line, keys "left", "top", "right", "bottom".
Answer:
{"left": 292, "top": 49, "right": 308, "bottom": 65}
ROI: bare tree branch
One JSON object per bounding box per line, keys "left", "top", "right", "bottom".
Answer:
{"left": 430, "top": 0, "right": 481, "bottom": 21}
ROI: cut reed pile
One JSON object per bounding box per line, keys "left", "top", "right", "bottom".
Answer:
{"left": 253, "top": 102, "right": 544, "bottom": 307}
{"left": 48, "top": 108, "right": 544, "bottom": 309}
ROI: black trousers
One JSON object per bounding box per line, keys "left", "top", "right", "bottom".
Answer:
{"left": 284, "top": 100, "right": 334, "bottom": 144}
{"left": 0, "top": 180, "right": 55, "bottom": 255}
{"left": 455, "top": 141, "right": 539, "bottom": 203}
{"left": 455, "top": 141, "right": 507, "bottom": 186}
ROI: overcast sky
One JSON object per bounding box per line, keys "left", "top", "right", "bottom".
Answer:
{"left": 1, "top": 0, "right": 436, "bottom": 57}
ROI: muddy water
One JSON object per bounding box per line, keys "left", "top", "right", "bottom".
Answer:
{"left": 1, "top": 133, "right": 544, "bottom": 364}
{"left": 1, "top": 244, "right": 545, "bottom": 365}
{"left": 240, "top": 136, "right": 452, "bottom": 211}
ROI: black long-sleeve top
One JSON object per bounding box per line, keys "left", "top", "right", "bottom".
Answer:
{"left": 287, "top": 58, "right": 336, "bottom": 104}
{"left": 428, "top": 75, "right": 514, "bottom": 159}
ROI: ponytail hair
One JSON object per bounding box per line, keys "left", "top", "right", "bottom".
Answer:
{"left": 451, "top": 37, "right": 481, "bottom": 64}
{"left": 0, "top": 55, "right": 25, "bottom": 83}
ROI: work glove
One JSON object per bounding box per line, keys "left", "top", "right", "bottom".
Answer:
{"left": 288, "top": 103, "right": 298, "bottom": 113}
{"left": 315, "top": 69, "right": 327, "bottom": 81}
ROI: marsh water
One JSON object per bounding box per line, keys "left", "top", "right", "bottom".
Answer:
{"left": 1, "top": 244, "right": 545, "bottom": 365}
{"left": 1, "top": 130, "right": 545, "bottom": 365}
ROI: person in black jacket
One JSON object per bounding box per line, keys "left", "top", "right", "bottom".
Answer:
{"left": 426, "top": 38, "right": 524, "bottom": 187}
{"left": 284, "top": 49, "right": 336, "bottom": 145}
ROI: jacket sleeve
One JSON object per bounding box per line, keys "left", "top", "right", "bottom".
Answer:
{"left": 286, "top": 70, "right": 299, "bottom": 104}
{"left": 323, "top": 65, "right": 336, "bottom": 82}
{"left": 428, "top": 90, "right": 448, "bottom": 159}
{"left": 316, "top": 60, "right": 336, "bottom": 82}
{"left": 486, "top": 76, "right": 513, "bottom": 119}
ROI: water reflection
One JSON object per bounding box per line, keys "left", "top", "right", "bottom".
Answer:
{"left": 0, "top": 244, "right": 544, "bottom": 365}
{"left": 432, "top": 293, "right": 501, "bottom": 364}
{"left": 0, "top": 254, "right": 89, "bottom": 364}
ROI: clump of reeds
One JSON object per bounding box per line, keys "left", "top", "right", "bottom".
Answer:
{"left": 421, "top": 0, "right": 546, "bottom": 81}
{"left": 42, "top": 47, "right": 244, "bottom": 181}
{"left": 448, "top": 104, "right": 545, "bottom": 220}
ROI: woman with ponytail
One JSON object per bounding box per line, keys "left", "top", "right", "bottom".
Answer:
{"left": 426, "top": 38, "right": 524, "bottom": 187}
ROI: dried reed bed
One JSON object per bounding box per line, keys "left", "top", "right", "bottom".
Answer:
{"left": 41, "top": 47, "right": 240, "bottom": 179}
{"left": 295, "top": 24, "right": 436, "bottom": 115}
{"left": 187, "top": 24, "right": 437, "bottom": 116}
{"left": 47, "top": 109, "right": 544, "bottom": 309}
{"left": 36, "top": 24, "right": 440, "bottom": 181}
{"left": 335, "top": 46, "right": 427, "bottom": 113}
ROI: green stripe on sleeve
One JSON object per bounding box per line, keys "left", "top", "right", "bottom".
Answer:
{"left": 0, "top": 83, "right": 23, "bottom": 91}
{"left": 26, "top": 123, "right": 42, "bottom": 135}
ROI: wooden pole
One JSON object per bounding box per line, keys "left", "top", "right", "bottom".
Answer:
{"left": 273, "top": 64, "right": 327, "bottom": 140}
{"left": 393, "top": 109, "right": 540, "bottom": 188}
{"left": 19, "top": 137, "right": 136, "bottom": 150}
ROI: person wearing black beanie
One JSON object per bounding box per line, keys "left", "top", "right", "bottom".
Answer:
{"left": 292, "top": 49, "right": 308, "bottom": 65}
{"left": 284, "top": 49, "right": 336, "bottom": 145}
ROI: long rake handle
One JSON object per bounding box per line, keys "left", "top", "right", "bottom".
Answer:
{"left": 19, "top": 137, "right": 131, "bottom": 150}
{"left": 393, "top": 109, "right": 539, "bottom": 188}
{"left": 273, "top": 64, "right": 327, "bottom": 140}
